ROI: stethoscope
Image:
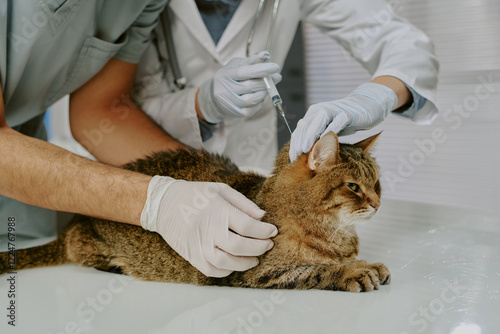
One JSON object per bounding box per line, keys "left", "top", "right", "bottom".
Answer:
{"left": 161, "top": 0, "right": 281, "bottom": 90}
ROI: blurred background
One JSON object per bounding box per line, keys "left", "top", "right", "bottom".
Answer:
{"left": 292, "top": 0, "right": 500, "bottom": 213}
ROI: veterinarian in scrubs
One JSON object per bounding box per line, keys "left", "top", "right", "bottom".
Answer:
{"left": 135, "top": 0, "right": 439, "bottom": 170}
{"left": 0, "top": 0, "right": 277, "bottom": 278}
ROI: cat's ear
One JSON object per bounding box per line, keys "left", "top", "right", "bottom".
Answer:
{"left": 354, "top": 132, "right": 382, "bottom": 152}
{"left": 308, "top": 132, "right": 341, "bottom": 172}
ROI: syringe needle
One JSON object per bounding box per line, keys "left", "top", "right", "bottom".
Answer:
{"left": 263, "top": 76, "right": 292, "bottom": 135}
{"left": 276, "top": 103, "right": 292, "bottom": 135}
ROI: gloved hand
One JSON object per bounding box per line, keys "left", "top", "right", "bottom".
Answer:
{"left": 141, "top": 176, "right": 278, "bottom": 278}
{"left": 198, "top": 51, "right": 282, "bottom": 123}
{"left": 289, "top": 83, "right": 398, "bottom": 162}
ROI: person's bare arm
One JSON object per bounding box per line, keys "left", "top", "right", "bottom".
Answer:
{"left": 0, "top": 58, "right": 185, "bottom": 225}
{"left": 0, "top": 88, "right": 5, "bottom": 128}
{"left": 371, "top": 76, "right": 413, "bottom": 111}
{"left": 70, "top": 58, "right": 185, "bottom": 166}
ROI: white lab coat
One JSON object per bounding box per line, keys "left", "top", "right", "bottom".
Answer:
{"left": 134, "top": 0, "right": 439, "bottom": 170}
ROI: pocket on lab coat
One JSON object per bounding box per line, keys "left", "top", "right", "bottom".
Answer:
{"left": 49, "top": 33, "right": 129, "bottom": 102}
{"left": 38, "top": 0, "right": 81, "bottom": 35}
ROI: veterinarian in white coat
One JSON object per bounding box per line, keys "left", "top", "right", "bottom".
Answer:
{"left": 135, "top": 0, "right": 439, "bottom": 170}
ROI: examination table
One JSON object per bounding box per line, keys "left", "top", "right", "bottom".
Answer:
{"left": 1, "top": 199, "right": 499, "bottom": 334}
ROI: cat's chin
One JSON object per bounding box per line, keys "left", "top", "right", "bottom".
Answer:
{"left": 336, "top": 207, "right": 375, "bottom": 226}
{"left": 350, "top": 208, "right": 377, "bottom": 221}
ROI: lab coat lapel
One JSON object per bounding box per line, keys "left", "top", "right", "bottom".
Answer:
{"left": 215, "top": 0, "right": 259, "bottom": 55}
{"left": 0, "top": 1, "right": 8, "bottom": 90}
{"left": 169, "top": 0, "right": 217, "bottom": 58}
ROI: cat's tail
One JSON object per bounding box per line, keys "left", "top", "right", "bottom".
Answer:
{"left": 0, "top": 236, "right": 69, "bottom": 275}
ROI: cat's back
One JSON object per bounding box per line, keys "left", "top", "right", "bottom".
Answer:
{"left": 122, "top": 149, "right": 241, "bottom": 182}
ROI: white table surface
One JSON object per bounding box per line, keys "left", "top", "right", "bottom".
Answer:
{"left": 1, "top": 199, "right": 499, "bottom": 334}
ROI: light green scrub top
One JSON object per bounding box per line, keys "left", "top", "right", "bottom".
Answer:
{"left": 0, "top": 0, "right": 167, "bottom": 250}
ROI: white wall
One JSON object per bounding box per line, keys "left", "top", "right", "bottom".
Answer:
{"left": 303, "top": 0, "right": 500, "bottom": 213}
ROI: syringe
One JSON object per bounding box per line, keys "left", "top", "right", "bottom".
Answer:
{"left": 263, "top": 75, "right": 292, "bottom": 135}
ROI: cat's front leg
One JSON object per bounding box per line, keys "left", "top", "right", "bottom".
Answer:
{"left": 296, "top": 261, "right": 390, "bottom": 292}
{"left": 244, "top": 260, "right": 390, "bottom": 292}
{"left": 289, "top": 261, "right": 390, "bottom": 292}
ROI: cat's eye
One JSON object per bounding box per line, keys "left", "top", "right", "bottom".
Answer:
{"left": 347, "top": 183, "right": 360, "bottom": 192}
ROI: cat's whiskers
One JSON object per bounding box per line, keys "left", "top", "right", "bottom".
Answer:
{"left": 328, "top": 217, "right": 354, "bottom": 243}
{"left": 328, "top": 211, "right": 369, "bottom": 242}
{"left": 346, "top": 220, "right": 358, "bottom": 233}
{"left": 327, "top": 223, "right": 344, "bottom": 243}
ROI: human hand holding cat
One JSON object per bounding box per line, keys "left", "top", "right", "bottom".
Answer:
{"left": 141, "top": 176, "right": 278, "bottom": 277}
{"left": 289, "top": 82, "right": 398, "bottom": 162}
{"left": 197, "top": 51, "right": 282, "bottom": 123}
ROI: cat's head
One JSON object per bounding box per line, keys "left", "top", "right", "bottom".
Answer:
{"left": 260, "top": 132, "right": 382, "bottom": 226}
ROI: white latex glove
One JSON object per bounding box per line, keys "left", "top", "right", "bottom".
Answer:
{"left": 289, "top": 83, "right": 398, "bottom": 162}
{"left": 198, "top": 51, "right": 282, "bottom": 123}
{"left": 141, "top": 176, "right": 278, "bottom": 278}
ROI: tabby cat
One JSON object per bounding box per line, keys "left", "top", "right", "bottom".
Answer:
{"left": 0, "top": 132, "right": 390, "bottom": 292}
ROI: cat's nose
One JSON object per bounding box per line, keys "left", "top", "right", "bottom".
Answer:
{"left": 370, "top": 201, "right": 380, "bottom": 210}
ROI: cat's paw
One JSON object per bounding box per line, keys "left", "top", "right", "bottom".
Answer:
{"left": 339, "top": 262, "right": 390, "bottom": 292}
{"left": 368, "top": 262, "right": 391, "bottom": 286}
